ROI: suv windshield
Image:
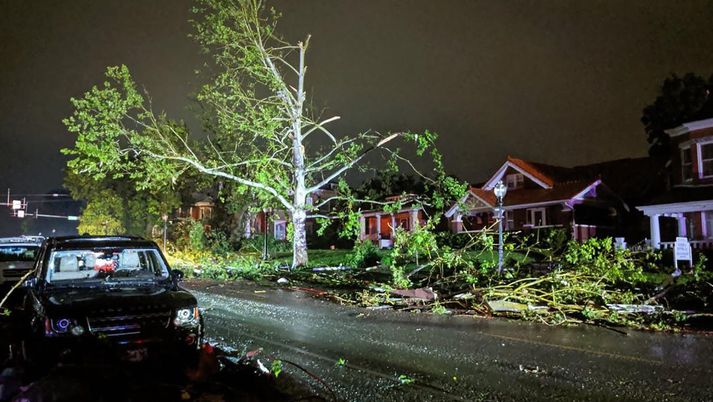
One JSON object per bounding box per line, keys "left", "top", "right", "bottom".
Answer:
{"left": 46, "top": 247, "right": 169, "bottom": 285}
{"left": 0, "top": 245, "right": 39, "bottom": 262}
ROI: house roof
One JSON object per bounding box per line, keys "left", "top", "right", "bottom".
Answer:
{"left": 640, "top": 185, "right": 713, "bottom": 207}
{"left": 446, "top": 179, "right": 601, "bottom": 217}
{"left": 470, "top": 180, "right": 600, "bottom": 209}
{"left": 448, "top": 155, "right": 660, "bottom": 217}
{"left": 487, "top": 156, "right": 665, "bottom": 205}
{"left": 506, "top": 157, "right": 557, "bottom": 187}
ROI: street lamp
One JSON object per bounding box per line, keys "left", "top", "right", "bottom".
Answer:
{"left": 493, "top": 180, "right": 508, "bottom": 274}
{"left": 162, "top": 214, "right": 169, "bottom": 250}
{"left": 262, "top": 208, "right": 271, "bottom": 260}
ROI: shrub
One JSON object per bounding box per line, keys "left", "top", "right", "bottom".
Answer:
{"left": 207, "top": 230, "right": 233, "bottom": 256}
{"left": 347, "top": 240, "right": 381, "bottom": 268}
{"left": 188, "top": 220, "right": 207, "bottom": 251}
{"left": 239, "top": 235, "right": 291, "bottom": 254}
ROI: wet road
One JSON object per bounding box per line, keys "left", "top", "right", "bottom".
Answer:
{"left": 185, "top": 279, "right": 713, "bottom": 401}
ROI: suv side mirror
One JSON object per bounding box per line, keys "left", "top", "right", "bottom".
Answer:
{"left": 23, "top": 277, "right": 37, "bottom": 289}
{"left": 170, "top": 270, "right": 184, "bottom": 284}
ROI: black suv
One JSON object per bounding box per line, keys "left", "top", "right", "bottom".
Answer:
{"left": 21, "top": 236, "right": 203, "bottom": 367}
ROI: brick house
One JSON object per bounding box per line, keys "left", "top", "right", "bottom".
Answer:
{"left": 445, "top": 156, "right": 626, "bottom": 241}
{"left": 243, "top": 183, "right": 339, "bottom": 241}
{"left": 358, "top": 195, "right": 426, "bottom": 249}
{"left": 637, "top": 117, "right": 713, "bottom": 249}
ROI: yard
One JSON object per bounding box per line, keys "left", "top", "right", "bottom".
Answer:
{"left": 166, "top": 231, "right": 713, "bottom": 332}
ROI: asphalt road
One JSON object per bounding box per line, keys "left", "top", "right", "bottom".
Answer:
{"left": 185, "top": 279, "right": 713, "bottom": 402}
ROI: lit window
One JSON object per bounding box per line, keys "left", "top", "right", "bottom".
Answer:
{"left": 682, "top": 147, "right": 692, "bottom": 181}
{"left": 701, "top": 143, "right": 713, "bottom": 177}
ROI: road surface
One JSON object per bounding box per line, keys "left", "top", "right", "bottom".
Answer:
{"left": 185, "top": 279, "right": 713, "bottom": 401}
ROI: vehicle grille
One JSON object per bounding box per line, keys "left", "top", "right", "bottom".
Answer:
{"left": 3, "top": 269, "right": 30, "bottom": 279}
{"left": 86, "top": 305, "right": 172, "bottom": 338}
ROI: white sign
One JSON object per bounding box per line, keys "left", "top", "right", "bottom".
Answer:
{"left": 674, "top": 237, "right": 692, "bottom": 261}
{"left": 11, "top": 200, "right": 21, "bottom": 210}
{"left": 16, "top": 210, "right": 25, "bottom": 218}
{"left": 673, "top": 237, "right": 693, "bottom": 276}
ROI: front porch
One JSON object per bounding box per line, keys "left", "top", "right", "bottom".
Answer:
{"left": 637, "top": 200, "right": 713, "bottom": 249}
{"left": 358, "top": 209, "right": 423, "bottom": 249}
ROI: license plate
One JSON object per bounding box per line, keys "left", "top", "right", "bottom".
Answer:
{"left": 124, "top": 347, "right": 148, "bottom": 362}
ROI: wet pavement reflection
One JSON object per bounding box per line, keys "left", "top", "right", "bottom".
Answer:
{"left": 187, "top": 279, "right": 713, "bottom": 401}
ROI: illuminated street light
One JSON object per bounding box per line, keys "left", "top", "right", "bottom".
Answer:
{"left": 493, "top": 180, "right": 508, "bottom": 274}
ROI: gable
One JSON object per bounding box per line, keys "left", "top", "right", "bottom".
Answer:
{"left": 444, "top": 189, "right": 494, "bottom": 218}
{"left": 482, "top": 158, "right": 553, "bottom": 190}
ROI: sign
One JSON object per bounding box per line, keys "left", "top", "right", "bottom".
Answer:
{"left": 16, "top": 210, "right": 24, "bottom": 218}
{"left": 674, "top": 237, "right": 692, "bottom": 261}
{"left": 673, "top": 236, "right": 693, "bottom": 277}
{"left": 11, "top": 200, "right": 21, "bottom": 210}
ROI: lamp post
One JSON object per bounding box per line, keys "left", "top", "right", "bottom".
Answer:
{"left": 162, "top": 214, "right": 169, "bottom": 250}
{"left": 262, "top": 208, "right": 271, "bottom": 260}
{"left": 493, "top": 180, "right": 508, "bottom": 274}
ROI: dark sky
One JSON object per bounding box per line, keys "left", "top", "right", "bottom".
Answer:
{"left": 3, "top": 0, "right": 713, "bottom": 197}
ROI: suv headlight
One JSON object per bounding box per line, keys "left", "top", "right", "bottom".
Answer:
{"left": 45, "top": 318, "right": 85, "bottom": 336}
{"left": 174, "top": 307, "right": 199, "bottom": 327}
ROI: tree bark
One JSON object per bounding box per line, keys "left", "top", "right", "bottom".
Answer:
{"left": 292, "top": 208, "right": 308, "bottom": 268}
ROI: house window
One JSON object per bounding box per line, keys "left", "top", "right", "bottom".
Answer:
{"left": 526, "top": 208, "right": 547, "bottom": 227}
{"left": 682, "top": 147, "right": 693, "bottom": 182}
{"left": 705, "top": 211, "right": 713, "bottom": 239}
{"left": 701, "top": 143, "right": 713, "bottom": 177}
{"left": 274, "top": 221, "right": 286, "bottom": 240}
{"left": 506, "top": 173, "right": 524, "bottom": 189}
{"left": 505, "top": 210, "right": 514, "bottom": 230}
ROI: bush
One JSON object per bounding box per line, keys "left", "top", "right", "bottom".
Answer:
{"left": 347, "top": 240, "right": 381, "bottom": 268}
{"left": 239, "top": 235, "right": 291, "bottom": 254}
{"left": 188, "top": 220, "right": 207, "bottom": 251}
{"left": 207, "top": 230, "right": 234, "bottom": 256}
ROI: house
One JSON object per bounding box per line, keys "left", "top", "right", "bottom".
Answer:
{"left": 358, "top": 194, "right": 427, "bottom": 248}
{"left": 243, "top": 183, "right": 340, "bottom": 241}
{"left": 176, "top": 195, "right": 214, "bottom": 222}
{"left": 445, "top": 156, "right": 626, "bottom": 241}
{"left": 637, "top": 117, "right": 713, "bottom": 249}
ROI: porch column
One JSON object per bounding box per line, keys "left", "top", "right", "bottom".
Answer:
{"left": 453, "top": 213, "right": 463, "bottom": 233}
{"left": 359, "top": 216, "right": 366, "bottom": 240}
{"left": 375, "top": 214, "right": 381, "bottom": 237}
{"left": 391, "top": 214, "right": 396, "bottom": 232}
{"left": 410, "top": 209, "right": 419, "bottom": 231}
{"left": 649, "top": 214, "right": 661, "bottom": 249}
{"left": 677, "top": 214, "right": 687, "bottom": 237}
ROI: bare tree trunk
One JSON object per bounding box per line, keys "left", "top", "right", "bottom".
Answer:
{"left": 292, "top": 208, "right": 308, "bottom": 268}
{"left": 290, "top": 39, "right": 309, "bottom": 269}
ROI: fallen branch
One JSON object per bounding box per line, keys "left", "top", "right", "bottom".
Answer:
{"left": 0, "top": 268, "right": 35, "bottom": 310}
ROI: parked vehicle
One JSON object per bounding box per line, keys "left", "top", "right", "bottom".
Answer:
{"left": 20, "top": 236, "right": 203, "bottom": 368}
{"left": 0, "top": 236, "right": 44, "bottom": 287}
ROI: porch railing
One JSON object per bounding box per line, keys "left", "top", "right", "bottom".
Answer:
{"left": 660, "top": 240, "right": 713, "bottom": 250}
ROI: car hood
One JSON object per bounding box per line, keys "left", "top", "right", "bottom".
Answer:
{"left": 41, "top": 284, "right": 197, "bottom": 315}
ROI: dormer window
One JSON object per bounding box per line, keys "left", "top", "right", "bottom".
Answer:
{"left": 505, "top": 173, "right": 524, "bottom": 189}
{"left": 682, "top": 147, "right": 692, "bottom": 182}
{"left": 701, "top": 142, "right": 713, "bottom": 177}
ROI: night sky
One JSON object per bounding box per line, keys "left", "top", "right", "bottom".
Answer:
{"left": 2, "top": 0, "right": 713, "bottom": 196}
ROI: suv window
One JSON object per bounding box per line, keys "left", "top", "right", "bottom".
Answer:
{"left": 0, "top": 246, "right": 39, "bottom": 262}
{"left": 46, "top": 247, "right": 169, "bottom": 284}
